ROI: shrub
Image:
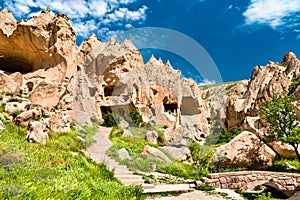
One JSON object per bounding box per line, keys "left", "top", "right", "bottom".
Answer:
{"left": 195, "top": 183, "right": 215, "bottom": 191}
{"left": 102, "top": 112, "right": 121, "bottom": 127}
{"left": 126, "top": 109, "right": 143, "bottom": 126}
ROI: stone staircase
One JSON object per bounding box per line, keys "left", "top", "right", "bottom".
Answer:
{"left": 84, "top": 126, "right": 146, "bottom": 186}
{"left": 84, "top": 126, "right": 194, "bottom": 194}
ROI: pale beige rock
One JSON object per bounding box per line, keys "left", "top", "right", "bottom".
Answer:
{"left": 15, "top": 109, "right": 42, "bottom": 127}
{"left": 30, "top": 80, "right": 60, "bottom": 109}
{"left": 141, "top": 145, "right": 172, "bottom": 163}
{"left": 146, "top": 131, "right": 158, "bottom": 144}
{"left": 118, "top": 148, "right": 132, "bottom": 160}
{"left": 242, "top": 116, "right": 300, "bottom": 159}
{"left": 47, "top": 111, "right": 72, "bottom": 133}
{"left": 26, "top": 121, "right": 48, "bottom": 144}
{"left": 5, "top": 99, "right": 31, "bottom": 116}
{"left": 211, "top": 131, "right": 276, "bottom": 169}
{"left": 0, "top": 8, "right": 77, "bottom": 129}
{"left": 161, "top": 146, "right": 193, "bottom": 164}
{"left": 225, "top": 53, "right": 300, "bottom": 130}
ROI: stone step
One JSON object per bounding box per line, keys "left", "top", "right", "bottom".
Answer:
{"left": 143, "top": 184, "right": 194, "bottom": 194}
{"left": 120, "top": 179, "right": 145, "bottom": 185}
{"left": 115, "top": 174, "right": 144, "bottom": 180}
{"left": 142, "top": 184, "right": 155, "bottom": 190}
{"left": 114, "top": 170, "right": 134, "bottom": 175}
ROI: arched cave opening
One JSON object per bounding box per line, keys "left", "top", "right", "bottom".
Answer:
{"left": 0, "top": 57, "right": 33, "bottom": 74}
{"left": 163, "top": 97, "right": 178, "bottom": 114}
{"left": 26, "top": 82, "right": 34, "bottom": 92}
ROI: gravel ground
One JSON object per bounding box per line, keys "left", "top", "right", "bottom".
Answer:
{"left": 147, "top": 190, "right": 227, "bottom": 200}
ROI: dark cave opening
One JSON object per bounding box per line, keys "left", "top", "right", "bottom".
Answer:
{"left": 0, "top": 57, "right": 33, "bottom": 73}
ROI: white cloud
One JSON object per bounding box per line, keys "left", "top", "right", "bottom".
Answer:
{"left": 198, "top": 79, "right": 217, "bottom": 86}
{"left": 73, "top": 20, "right": 98, "bottom": 38}
{"left": 104, "top": 6, "right": 147, "bottom": 24}
{"left": 243, "top": 0, "right": 300, "bottom": 29}
{"left": 2, "top": 0, "right": 147, "bottom": 39}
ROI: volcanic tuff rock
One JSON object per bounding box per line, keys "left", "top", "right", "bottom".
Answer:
{"left": 225, "top": 52, "right": 300, "bottom": 130}
{"left": 0, "top": 8, "right": 209, "bottom": 146}
{"left": 211, "top": 131, "right": 276, "bottom": 169}
{"left": 74, "top": 34, "right": 210, "bottom": 145}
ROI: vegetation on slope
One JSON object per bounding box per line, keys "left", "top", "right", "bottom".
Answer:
{"left": 0, "top": 121, "right": 143, "bottom": 199}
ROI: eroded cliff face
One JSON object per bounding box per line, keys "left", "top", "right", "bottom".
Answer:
{"left": 225, "top": 52, "right": 300, "bottom": 130}
{"left": 0, "top": 8, "right": 76, "bottom": 110}
{"left": 0, "top": 8, "right": 209, "bottom": 145}
{"left": 74, "top": 35, "right": 210, "bottom": 145}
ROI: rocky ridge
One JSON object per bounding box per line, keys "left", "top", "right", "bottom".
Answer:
{"left": 0, "top": 8, "right": 209, "bottom": 146}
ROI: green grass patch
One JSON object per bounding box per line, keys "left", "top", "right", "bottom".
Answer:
{"left": 0, "top": 121, "right": 143, "bottom": 199}
{"left": 108, "top": 126, "right": 211, "bottom": 180}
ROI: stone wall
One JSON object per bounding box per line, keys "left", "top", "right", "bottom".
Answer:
{"left": 203, "top": 171, "right": 300, "bottom": 191}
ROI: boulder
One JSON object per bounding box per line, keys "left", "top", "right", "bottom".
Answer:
{"left": 242, "top": 116, "right": 300, "bottom": 159}
{"left": 5, "top": 99, "right": 31, "bottom": 116}
{"left": 15, "top": 109, "right": 42, "bottom": 127}
{"left": 146, "top": 131, "right": 158, "bottom": 144}
{"left": 47, "top": 111, "right": 72, "bottom": 133}
{"left": 118, "top": 148, "right": 132, "bottom": 160}
{"left": 119, "top": 120, "right": 129, "bottom": 129}
{"left": 161, "top": 146, "right": 193, "bottom": 164}
{"left": 211, "top": 131, "right": 276, "bottom": 169}
{"left": 122, "top": 129, "right": 133, "bottom": 137}
{"left": 141, "top": 145, "right": 172, "bottom": 163}
{"left": 26, "top": 121, "right": 48, "bottom": 144}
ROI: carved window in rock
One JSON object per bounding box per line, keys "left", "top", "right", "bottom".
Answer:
{"left": 104, "top": 86, "right": 115, "bottom": 96}
{"left": 26, "top": 82, "right": 34, "bottom": 92}
{"left": 163, "top": 97, "right": 178, "bottom": 114}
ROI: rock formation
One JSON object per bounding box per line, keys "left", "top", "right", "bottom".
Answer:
{"left": 74, "top": 34, "right": 210, "bottom": 145}
{"left": 211, "top": 131, "right": 276, "bottom": 169}
{"left": 225, "top": 52, "right": 300, "bottom": 130}
{"left": 0, "top": 8, "right": 209, "bottom": 146}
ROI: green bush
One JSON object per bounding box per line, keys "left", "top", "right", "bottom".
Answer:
{"left": 288, "top": 80, "right": 300, "bottom": 95}
{"left": 102, "top": 112, "right": 121, "bottom": 127}
{"left": 127, "top": 109, "right": 143, "bottom": 126}
{"left": 206, "top": 126, "right": 241, "bottom": 145}
{"left": 195, "top": 183, "right": 215, "bottom": 191}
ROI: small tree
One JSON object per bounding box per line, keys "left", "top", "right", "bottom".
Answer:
{"left": 260, "top": 95, "right": 300, "bottom": 161}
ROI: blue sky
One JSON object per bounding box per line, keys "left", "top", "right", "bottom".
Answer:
{"left": 1, "top": 0, "right": 300, "bottom": 84}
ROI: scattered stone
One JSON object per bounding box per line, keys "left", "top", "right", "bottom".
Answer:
{"left": 146, "top": 131, "right": 158, "bottom": 144}
{"left": 15, "top": 109, "right": 42, "bottom": 127}
{"left": 141, "top": 145, "right": 172, "bottom": 163}
{"left": 119, "top": 120, "right": 129, "bottom": 129}
{"left": 118, "top": 148, "right": 132, "bottom": 160}
{"left": 122, "top": 129, "right": 133, "bottom": 137}
{"left": 5, "top": 99, "right": 31, "bottom": 116}
{"left": 161, "top": 146, "right": 193, "bottom": 164}
{"left": 26, "top": 121, "right": 48, "bottom": 144}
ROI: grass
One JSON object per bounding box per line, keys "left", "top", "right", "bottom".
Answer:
{"left": 266, "top": 158, "right": 300, "bottom": 173}
{"left": 78, "top": 121, "right": 100, "bottom": 147}
{"left": 108, "top": 125, "right": 211, "bottom": 180}
{"left": 0, "top": 121, "right": 143, "bottom": 199}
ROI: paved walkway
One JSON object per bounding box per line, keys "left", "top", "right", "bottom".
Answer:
{"left": 84, "top": 126, "right": 145, "bottom": 185}
{"left": 83, "top": 126, "right": 242, "bottom": 199}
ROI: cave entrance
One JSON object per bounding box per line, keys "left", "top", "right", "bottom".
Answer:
{"left": 163, "top": 97, "right": 178, "bottom": 114}
{"left": 164, "top": 103, "right": 178, "bottom": 114}
{"left": 0, "top": 57, "right": 33, "bottom": 73}
{"left": 26, "top": 82, "right": 34, "bottom": 92}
